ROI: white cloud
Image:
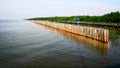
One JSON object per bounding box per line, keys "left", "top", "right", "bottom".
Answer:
{"left": 0, "top": 0, "right": 120, "bottom": 19}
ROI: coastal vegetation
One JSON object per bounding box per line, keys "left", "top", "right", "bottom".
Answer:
{"left": 28, "top": 11, "right": 120, "bottom": 23}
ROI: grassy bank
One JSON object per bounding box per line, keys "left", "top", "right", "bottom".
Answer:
{"left": 28, "top": 11, "right": 120, "bottom": 23}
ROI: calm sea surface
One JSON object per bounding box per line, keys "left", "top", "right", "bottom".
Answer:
{"left": 0, "top": 20, "right": 120, "bottom": 68}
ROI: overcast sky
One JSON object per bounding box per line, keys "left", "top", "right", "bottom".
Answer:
{"left": 0, "top": 0, "right": 120, "bottom": 20}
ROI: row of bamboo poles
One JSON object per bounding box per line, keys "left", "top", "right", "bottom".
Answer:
{"left": 32, "top": 20, "right": 109, "bottom": 42}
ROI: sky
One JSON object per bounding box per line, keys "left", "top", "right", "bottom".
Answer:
{"left": 0, "top": 0, "right": 120, "bottom": 20}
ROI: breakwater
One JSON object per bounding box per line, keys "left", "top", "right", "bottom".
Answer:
{"left": 32, "top": 20, "right": 109, "bottom": 42}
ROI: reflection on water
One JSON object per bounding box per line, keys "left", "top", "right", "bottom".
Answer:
{"left": 0, "top": 20, "right": 120, "bottom": 68}
{"left": 44, "top": 26, "right": 108, "bottom": 56}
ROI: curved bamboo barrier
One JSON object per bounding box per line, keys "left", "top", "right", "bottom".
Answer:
{"left": 32, "top": 20, "right": 109, "bottom": 42}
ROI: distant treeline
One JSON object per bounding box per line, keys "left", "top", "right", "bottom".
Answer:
{"left": 28, "top": 11, "right": 120, "bottom": 23}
